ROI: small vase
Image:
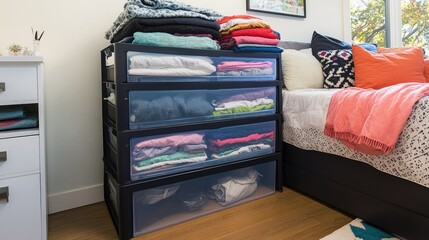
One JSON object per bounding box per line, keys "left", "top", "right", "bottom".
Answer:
{"left": 33, "top": 40, "right": 41, "bottom": 56}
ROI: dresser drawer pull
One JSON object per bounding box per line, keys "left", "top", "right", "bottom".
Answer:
{"left": 0, "top": 186, "right": 8, "bottom": 204}
{"left": 0, "top": 151, "right": 6, "bottom": 162}
{"left": 0, "top": 82, "right": 5, "bottom": 92}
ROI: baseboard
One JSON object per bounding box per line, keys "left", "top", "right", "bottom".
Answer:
{"left": 48, "top": 184, "right": 104, "bottom": 214}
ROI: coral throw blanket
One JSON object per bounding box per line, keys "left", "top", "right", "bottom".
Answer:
{"left": 324, "top": 82, "right": 429, "bottom": 155}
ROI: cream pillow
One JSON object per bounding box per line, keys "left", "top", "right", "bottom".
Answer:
{"left": 281, "top": 49, "right": 324, "bottom": 90}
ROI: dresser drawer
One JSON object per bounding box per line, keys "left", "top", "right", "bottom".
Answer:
{"left": 0, "top": 64, "right": 38, "bottom": 104}
{"left": 0, "top": 174, "right": 42, "bottom": 239}
{"left": 0, "top": 135, "right": 39, "bottom": 178}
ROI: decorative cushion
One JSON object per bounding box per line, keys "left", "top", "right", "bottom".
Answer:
{"left": 311, "top": 31, "right": 377, "bottom": 60}
{"left": 281, "top": 49, "right": 324, "bottom": 90}
{"left": 317, "top": 49, "right": 355, "bottom": 88}
{"left": 353, "top": 45, "right": 426, "bottom": 89}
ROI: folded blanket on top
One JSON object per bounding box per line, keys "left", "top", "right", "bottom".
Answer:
{"left": 209, "top": 132, "right": 274, "bottom": 150}
{"left": 213, "top": 103, "right": 274, "bottom": 116}
{"left": 105, "top": 0, "right": 222, "bottom": 40}
{"left": 208, "top": 123, "right": 274, "bottom": 141}
{"left": 110, "top": 17, "right": 221, "bottom": 42}
{"left": 132, "top": 32, "right": 220, "bottom": 50}
{"left": 0, "top": 114, "right": 38, "bottom": 131}
{"left": 219, "top": 36, "right": 280, "bottom": 50}
{"left": 324, "top": 82, "right": 429, "bottom": 155}
{"left": 0, "top": 106, "right": 27, "bottom": 121}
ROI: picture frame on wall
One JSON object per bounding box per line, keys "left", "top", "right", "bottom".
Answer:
{"left": 246, "top": 0, "right": 306, "bottom": 18}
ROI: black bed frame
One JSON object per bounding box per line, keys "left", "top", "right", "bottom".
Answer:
{"left": 283, "top": 142, "right": 429, "bottom": 240}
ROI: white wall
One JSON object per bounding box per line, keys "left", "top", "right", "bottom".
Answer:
{"left": 0, "top": 0, "right": 344, "bottom": 213}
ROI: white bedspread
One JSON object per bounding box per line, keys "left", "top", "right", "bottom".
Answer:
{"left": 282, "top": 89, "right": 338, "bottom": 130}
{"left": 282, "top": 89, "right": 429, "bottom": 188}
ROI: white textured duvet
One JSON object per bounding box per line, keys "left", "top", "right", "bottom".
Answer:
{"left": 282, "top": 89, "right": 429, "bottom": 188}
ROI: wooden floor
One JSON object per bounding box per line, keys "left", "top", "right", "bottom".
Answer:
{"left": 48, "top": 188, "right": 352, "bottom": 240}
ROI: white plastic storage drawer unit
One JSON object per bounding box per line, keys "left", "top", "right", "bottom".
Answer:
{"left": 105, "top": 160, "right": 277, "bottom": 239}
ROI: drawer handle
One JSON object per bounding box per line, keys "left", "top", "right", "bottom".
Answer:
{"left": 0, "top": 186, "right": 8, "bottom": 204}
{"left": 0, "top": 151, "right": 6, "bottom": 162}
{"left": 0, "top": 82, "right": 5, "bottom": 92}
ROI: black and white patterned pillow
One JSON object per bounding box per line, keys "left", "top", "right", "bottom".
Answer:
{"left": 318, "top": 49, "right": 355, "bottom": 88}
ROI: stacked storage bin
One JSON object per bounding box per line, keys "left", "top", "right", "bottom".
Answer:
{"left": 101, "top": 43, "right": 283, "bottom": 239}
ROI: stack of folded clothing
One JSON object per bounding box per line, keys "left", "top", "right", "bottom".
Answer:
{"left": 216, "top": 60, "right": 274, "bottom": 77}
{"left": 208, "top": 124, "right": 274, "bottom": 159}
{"left": 128, "top": 54, "right": 216, "bottom": 76}
{"left": 130, "top": 94, "right": 213, "bottom": 126}
{"left": 212, "top": 88, "right": 275, "bottom": 116}
{"left": 217, "top": 15, "right": 283, "bottom": 53}
{"left": 0, "top": 106, "right": 38, "bottom": 131}
{"left": 132, "top": 133, "right": 208, "bottom": 172}
{"left": 105, "top": 0, "right": 223, "bottom": 49}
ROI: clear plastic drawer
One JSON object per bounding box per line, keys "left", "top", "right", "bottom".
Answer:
{"left": 130, "top": 121, "right": 276, "bottom": 181}
{"left": 132, "top": 160, "right": 276, "bottom": 237}
{"left": 127, "top": 51, "right": 277, "bottom": 82}
{"left": 129, "top": 87, "right": 276, "bottom": 130}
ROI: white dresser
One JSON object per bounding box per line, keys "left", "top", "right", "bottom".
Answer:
{"left": 0, "top": 57, "right": 46, "bottom": 240}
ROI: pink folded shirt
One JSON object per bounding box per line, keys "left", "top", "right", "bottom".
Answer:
{"left": 135, "top": 133, "right": 204, "bottom": 149}
{"left": 231, "top": 36, "right": 279, "bottom": 45}
{"left": 217, "top": 61, "right": 273, "bottom": 71}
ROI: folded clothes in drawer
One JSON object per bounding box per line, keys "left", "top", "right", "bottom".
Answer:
{"left": 129, "top": 87, "right": 276, "bottom": 130}
{"left": 131, "top": 161, "right": 276, "bottom": 236}
{"left": 129, "top": 121, "right": 276, "bottom": 181}
{"left": 126, "top": 52, "right": 277, "bottom": 82}
{"left": 0, "top": 106, "right": 38, "bottom": 131}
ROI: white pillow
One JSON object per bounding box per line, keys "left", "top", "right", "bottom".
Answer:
{"left": 281, "top": 48, "right": 324, "bottom": 90}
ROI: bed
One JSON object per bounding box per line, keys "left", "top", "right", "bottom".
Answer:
{"left": 279, "top": 42, "right": 429, "bottom": 240}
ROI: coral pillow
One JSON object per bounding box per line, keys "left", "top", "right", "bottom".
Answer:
{"left": 425, "top": 59, "right": 429, "bottom": 82}
{"left": 352, "top": 45, "right": 426, "bottom": 89}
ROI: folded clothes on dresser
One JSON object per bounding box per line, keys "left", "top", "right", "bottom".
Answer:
{"left": 132, "top": 133, "right": 208, "bottom": 172}
{"left": 105, "top": 0, "right": 222, "bottom": 41}
{"left": 132, "top": 32, "right": 220, "bottom": 50}
{"left": 111, "top": 17, "right": 221, "bottom": 43}
{"left": 128, "top": 54, "right": 216, "bottom": 76}
{"left": 217, "top": 15, "right": 282, "bottom": 52}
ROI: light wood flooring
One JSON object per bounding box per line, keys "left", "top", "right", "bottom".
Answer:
{"left": 48, "top": 187, "right": 352, "bottom": 240}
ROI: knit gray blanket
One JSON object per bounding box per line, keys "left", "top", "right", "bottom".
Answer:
{"left": 105, "top": 0, "right": 222, "bottom": 40}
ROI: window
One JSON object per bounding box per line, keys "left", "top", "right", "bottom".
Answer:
{"left": 348, "top": 0, "right": 428, "bottom": 52}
